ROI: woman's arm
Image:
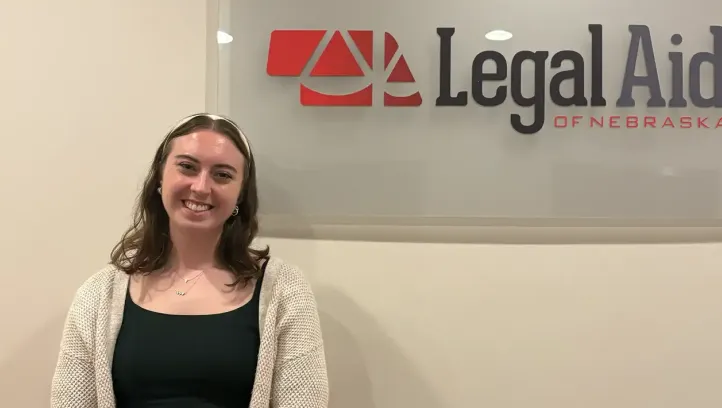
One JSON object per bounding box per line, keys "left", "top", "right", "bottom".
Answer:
{"left": 271, "top": 268, "right": 329, "bottom": 407}
{"left": 50, "top": 291, "right": 98, "bottom": 408}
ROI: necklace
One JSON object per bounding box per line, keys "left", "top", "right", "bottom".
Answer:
{"left": 180, "top": 271, "right": 203, "bottom": 283}
{"left": 174, "top": 271, "right": 204, "bottom": 296}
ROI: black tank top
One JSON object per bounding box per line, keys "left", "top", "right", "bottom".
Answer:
{"left": 111, "top": 268, "right": 264, "bottom": 408}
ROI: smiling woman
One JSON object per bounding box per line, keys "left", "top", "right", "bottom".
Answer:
{"left": 159, "top": 129, "right": 249, "bottom": 255}
{"left": 117, "top": 113, "right": 263, "bottom": 284}
{"left": 50, "top": 113, "right": 329, "bottom": 408}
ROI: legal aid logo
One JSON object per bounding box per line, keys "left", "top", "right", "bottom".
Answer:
{"left": 266, "top": 29, "right": 422, "bottom": 106}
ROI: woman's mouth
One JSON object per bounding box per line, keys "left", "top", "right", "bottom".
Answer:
{"left": 182, "top": 200, "right": 213, "bottom": 212}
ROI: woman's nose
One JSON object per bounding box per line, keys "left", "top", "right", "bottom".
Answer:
{"left": 190, "top": 172, "right": 211, "bottom": 194}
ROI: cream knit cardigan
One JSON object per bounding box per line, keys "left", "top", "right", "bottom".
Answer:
{"left": 50, "top": 257, "right": 329, "bottom": 408}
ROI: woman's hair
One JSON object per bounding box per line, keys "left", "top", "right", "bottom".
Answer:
{"left": 110, "top": 113, "right": 269, "bottom": 286}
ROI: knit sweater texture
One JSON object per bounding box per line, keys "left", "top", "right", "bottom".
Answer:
{"left": 50, "top": 257, "right": 329, "bottom": 407}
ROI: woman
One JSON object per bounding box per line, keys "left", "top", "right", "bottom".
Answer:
{"left": 50, "top": 113, "right": 328, "bottom": 407}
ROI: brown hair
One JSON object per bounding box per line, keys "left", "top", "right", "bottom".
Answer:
{"left": 110, "top": 113, "right": 269, "bottom": 286}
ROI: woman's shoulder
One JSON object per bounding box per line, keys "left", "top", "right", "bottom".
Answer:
{"left": 70, "top": 264, "right": 124, "bottom": 311}
{"left": 260, "top": 257, "right": 322, "bottom": 347}
{"left": 263, "top": 256, "right": 312, "bottom": 294}
{"left": 260, "top": 256, "right": 321, "bottom": 311}
{"left": 60, "top": 265, "right": 125, "bottom": 341}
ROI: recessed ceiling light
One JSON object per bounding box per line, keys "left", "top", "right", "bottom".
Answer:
{"left": 485, "top": 30, "right": 513, "bottom": 41}
{"left": 217, "top": 31, "right": 233, "bottom": 44}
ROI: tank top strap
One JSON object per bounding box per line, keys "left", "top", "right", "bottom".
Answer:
{"left": 253, "top": 257, "right": 269, "bottom": 297}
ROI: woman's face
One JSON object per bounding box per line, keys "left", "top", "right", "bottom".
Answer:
{"left": 159, "top": 130, "right": 246, "bottom": 232}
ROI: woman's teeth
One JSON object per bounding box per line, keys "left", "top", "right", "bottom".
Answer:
{"left": 184, "top": 200, "right": 211, "bottom": 212}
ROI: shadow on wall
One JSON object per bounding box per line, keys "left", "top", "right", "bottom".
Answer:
{"left": 0, "top": 313, "right": 66, "bottom": 406}
{"left": 317, "top": 287, "right": 443, "bottom": 408}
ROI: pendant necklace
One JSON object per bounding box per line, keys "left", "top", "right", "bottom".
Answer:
{"left": 175, "top": 271, "right": 204, "bottom": 296}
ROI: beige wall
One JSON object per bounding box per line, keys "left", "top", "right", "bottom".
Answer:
{"left": 0, "top": 0, "right": 209, "bottom": 405}
{"left": 2, "top": 1, "right": 722, "bottom": 408}
{"left": 265, "top": 237, "right": 722, "bottom": 407}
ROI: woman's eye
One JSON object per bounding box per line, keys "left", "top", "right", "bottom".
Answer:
{"left": 178, "top": 162, "right": 195, "bottom": 171}
{"left": 217, "top": 172, "right": 232, "bottom": 179}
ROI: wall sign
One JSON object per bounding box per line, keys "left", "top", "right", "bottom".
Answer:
{"left": 219, "top": 0, "right": 722, "bottom": 229}
{"left": 267, "top": 25, "right": 722, "bottom": 134}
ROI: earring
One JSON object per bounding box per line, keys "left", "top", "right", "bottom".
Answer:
{"left": 157, "top": 187, "right": 161, "bottom": 194}
{"left": 231, "top": 206, "right": 239, "bottom": 216}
